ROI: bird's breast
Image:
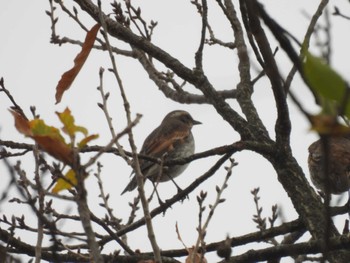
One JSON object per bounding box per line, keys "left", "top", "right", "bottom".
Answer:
{"left": 168, "top": 133, "right": 195, "bottom": 159}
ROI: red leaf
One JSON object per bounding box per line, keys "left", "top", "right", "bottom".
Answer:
{"left": 55, "top": 24, "right": 100, "bottom": 104}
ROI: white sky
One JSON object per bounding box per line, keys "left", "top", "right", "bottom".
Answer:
{"left": 1, "top": 1, "right": 350, "bottom": 262}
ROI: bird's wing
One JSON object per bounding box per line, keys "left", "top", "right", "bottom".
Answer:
{"left": 141, "top": 123, "right": 189, "bottom": 158}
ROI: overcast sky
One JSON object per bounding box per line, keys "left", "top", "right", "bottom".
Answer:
{"left": 1, "top": 1, "right": 350, "bottom": 262}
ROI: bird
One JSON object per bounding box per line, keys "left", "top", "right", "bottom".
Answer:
{"left": 121, "top": 110, "right": 201, "bottom": 195}
{"left": 308, "top": 137, "right": 350, "bottom": 195}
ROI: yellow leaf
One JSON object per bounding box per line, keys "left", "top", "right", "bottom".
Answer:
{"left": 52, "top": 169, "right": 78, "bottom": 193}
{"left": 78, "top": 134, "right": 99, "bottom": 148}
{"left": 56, "top": 108, "right": 88, "bottom": 137}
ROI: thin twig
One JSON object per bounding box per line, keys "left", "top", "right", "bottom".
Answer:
{"left": 33, "top": 146, "right": 44, "bottom": 263}
{"left": 284, "top": 0, "right": 329, "bottom": 93}
{"left": 0, "top": 78, "right": 26, "bottom": 118}
{"left": 97, "top": 1, "right": 162, "bottom": 261}
{"left": 192, "top": 159, "right": 236, "bottom": 261}
{"left": 97, "top": 67, "right": 131, "bottom": 165}
{"left": 82, "top": 114, "right": 142, "bottom": 169}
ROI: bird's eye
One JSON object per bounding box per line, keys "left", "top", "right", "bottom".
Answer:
{"left": 180, "top": 114, "right": 191, "bottom": 124}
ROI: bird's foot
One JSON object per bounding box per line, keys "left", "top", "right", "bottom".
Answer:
{"left": 175, "top": 187, "right": 189, "bottom": 202}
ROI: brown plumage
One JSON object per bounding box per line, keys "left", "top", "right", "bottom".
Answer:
{"left": 121, "top": 110, "right": 201, "bottom": 195}
{"left": 308, "top": 137, "right": 350, "bottom": 194}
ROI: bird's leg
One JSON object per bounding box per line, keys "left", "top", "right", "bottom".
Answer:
{"left": 148, "top": 156, "right": 168, "bottom": 205}
{"left": 162, "top": 156, "right": 184, "bottom": 194}
{"left": 164, "top": 171, "right": 189, "bottom": 202}
{"left": 165, "top": 171, "right": 183, "bottom": 193}
{"left": 147, "top": 171, "right": 163, "bottom": 204}
{"left": 149, "top": 181, "right": 165, "bottom": 206}
{"left": 147, "top": 188, "right": 154, "bottom": 203}
{"left": 151, "top": 165, "right": 166, "bottom": 205}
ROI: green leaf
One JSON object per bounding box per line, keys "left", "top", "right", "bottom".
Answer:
{"left": 29, "top": 119, "right": 66, "bottom": 143}
{"left": 303, "top": 51, "right": 350, "bottom": 117}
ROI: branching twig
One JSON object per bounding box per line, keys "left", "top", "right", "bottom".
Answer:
{"left": 96, "top": 67, "right": 131, "bottom": 164}
{"left": 0, "top": 78, "right": 26, "bottom": 118}
{"left": 82, "top": 114, "right": 142, "bottom": 169}
{"left": 333, "top": 6, "right": 350, "bottom": 20}
{"left": 192, "top": 159, "right": 236, "bottom": 262}
{"left": 94, "top": 162, "right": 121, "bottom": 230}
{"left": 98, "top": 1, "right": 162, "bottom": 261}
{"left": 284, "top": 0, "right": 329, "bottom": 94}
{"left": 33, "top": 146, "right": 44, "bottom": 263}
{"left": 251, "top": 188, "right": 279, "bottom": 246}
{"left": 48, "top": 0, "right": 133, "bottom": 56}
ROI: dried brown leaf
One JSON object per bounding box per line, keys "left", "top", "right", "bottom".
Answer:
{"left": 55, "top": 24, "right": 100, "bottom": 103}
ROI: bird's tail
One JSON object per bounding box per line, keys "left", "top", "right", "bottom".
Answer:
{"left": 121, "top": 175, "right": 138, "bottom": 195}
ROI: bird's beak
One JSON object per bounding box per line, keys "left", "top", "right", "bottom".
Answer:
{"left": 192, "top": 119, "right": 202, "bottom": 125}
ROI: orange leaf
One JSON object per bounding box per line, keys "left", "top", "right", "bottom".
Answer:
{"left": 55, "top": 24, "right": 100, "bottom": 104}
{"left": 28, "top": 119, "right": 74, "bottom": 165}
{"left": 52, "top": 169, "right": 77, "bottom": 193}
{"left": 10, "top": 110, "right": 31, "bottom": 136}
{"left": 33, "top": 135, "right": 74, "bottom": 166}
{"left": 11, "top": 111, "right": 74, "bottom": 166}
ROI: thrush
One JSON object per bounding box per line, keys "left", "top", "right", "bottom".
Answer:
{"left": 308, "top": 137, "right": 350, "bottom": 195}
{"left": 121, "top": 110, "right": 201, "bottom": 195}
